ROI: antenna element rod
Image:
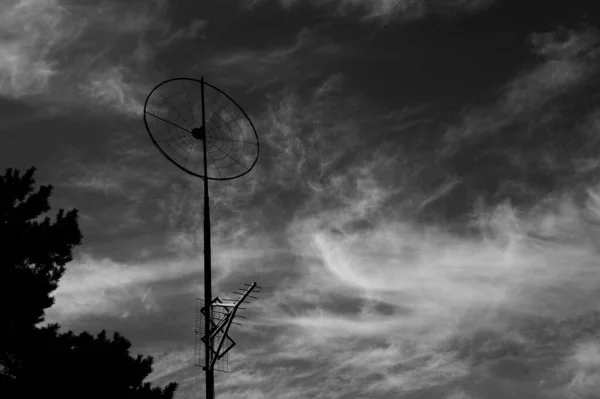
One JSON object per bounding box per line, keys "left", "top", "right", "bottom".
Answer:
{"left": 201, "top": 76, "right": 215, "bottom": 399}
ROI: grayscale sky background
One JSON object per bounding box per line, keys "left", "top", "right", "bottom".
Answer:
{"left": 1, "top": 1, "right": 600, "bottom": 398}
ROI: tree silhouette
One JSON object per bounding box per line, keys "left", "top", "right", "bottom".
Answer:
{"left": 7, "top": 324, "right": 178, "bottom": 398}
{"left": 1, "top": 167, "right": 82, "bottom": 329}
{"left": 1, "top": 166, "right": 82, "bottom": 378}
{"left": 0, "top": 167, "right": 178, "bottom": 398}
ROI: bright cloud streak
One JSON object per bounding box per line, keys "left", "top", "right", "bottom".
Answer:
{"left": 49, "top": 242, "right": 271, "bottom": 321}
{"left": 259, "top": 171, "right": 600, "bottom": 394}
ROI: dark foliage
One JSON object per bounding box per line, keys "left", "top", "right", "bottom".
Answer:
{"left": 3, "top": 324, "right": 178, "bottom": 398}
{"left": 0, "top": 167, "right": 178, "bottom": 398}
{"left": 0, "top": 167, "right": 82, "bottom": 331}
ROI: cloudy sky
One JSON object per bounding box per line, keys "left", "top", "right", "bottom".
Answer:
{"left": 2, "top": 0, "right": 600, "bottom": 398}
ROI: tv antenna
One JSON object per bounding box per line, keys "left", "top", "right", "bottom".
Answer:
{"left": 195, "top": 282, "right": 261, "bottom": 373}
{"left": 143, "top": 77, "right": 260, "bottom": 399}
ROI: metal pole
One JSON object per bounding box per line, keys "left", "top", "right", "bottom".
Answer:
{"left": 201, "top": 77, "right": 215, "bottom": 399}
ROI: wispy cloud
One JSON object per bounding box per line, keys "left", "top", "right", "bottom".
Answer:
{"left": 561, "top": 340, "right": 600, "bottom": 397}
{"left": 0, "top": 0, "right": 198, "bottom": 117}
{"left": 79, "top": 65, "right": 146, "bottom": 118}
{"left": 159, "top": 19, "right": 207, "bottom": 47}
{"left": 248, "top": 0, "right": 497, "bottom": 22}
{"left": 0, "top": 0, "right": 85, "bottom": 98}
{"left": 206, "top": 29, "right": 344, "bottom": 89}
{"left": 254, "top": 169, "right": 600, "bottom": 395}
{"left": 48, "top": 238, "right": 271, "bottom": 322}
{"left": 444, "top": 28, "right": 599, "bottom": 146}
{"left": 36, "top": 20, "right": 600, "bottom": 398}
{"left": 194, "top": 26, "right": 600, "bottom": 397}
{"left": 259, "top": 73, "right": 401, "bottom": 190}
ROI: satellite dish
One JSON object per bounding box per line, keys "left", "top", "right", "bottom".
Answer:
{"left": 143, "top": 77, "right": 259, "bottom": 180}
{"left": 142, "top": 76, "right": 260, "bottom": 399}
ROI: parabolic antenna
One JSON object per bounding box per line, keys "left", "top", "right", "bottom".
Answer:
{"left": 143, "top": 76, "right": 260, "bottom": 399}
{"left": 143, "top": 77, "right": 259, "bottom": 180}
